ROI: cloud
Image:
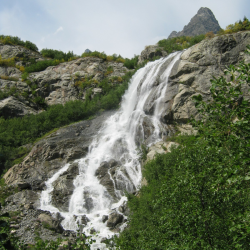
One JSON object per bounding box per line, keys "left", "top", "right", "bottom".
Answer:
{"left": 54, "top": 26, "right": 63, "bottom": 34}
{"left": 1, "top": 0, "right": 249, "bottom": 58}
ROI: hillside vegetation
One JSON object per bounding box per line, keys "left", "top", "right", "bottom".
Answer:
{"left": 115, "top": 48, "right": 250, "bottom": 249}
{"left": 0, "top": 35, "right": 38, "bottom": 52}
{"left": 158, "top": 17, "right": 250, "bottom": 54}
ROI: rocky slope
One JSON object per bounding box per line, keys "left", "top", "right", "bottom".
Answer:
{"left": 1, "top": 31, "right": 250, "bottom": 245}
{"left": 168, "top": 7, "right": 221, "bottom": 38}
{"left": 0, "top": 43, "right": 129, "bottom": 118}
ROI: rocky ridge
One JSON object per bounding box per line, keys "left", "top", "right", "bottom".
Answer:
{"left": 0, "top": 43, "right": 129, "bottom": 118}
{"left": 168, "top": 7, "right": 221, "bottom": 38}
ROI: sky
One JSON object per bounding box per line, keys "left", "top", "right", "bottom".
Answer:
{"left": 0, "top": 0, "right": 249, "bottom": 58}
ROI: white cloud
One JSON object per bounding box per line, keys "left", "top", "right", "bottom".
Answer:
{"left": 0, "top": 0, "right": 249, "bottom": 58}
{"left": 54, "top": 26, "right": 63, "bottom": 34}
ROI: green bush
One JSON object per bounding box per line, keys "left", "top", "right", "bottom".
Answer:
{"left": 124, "top": 55, "right": 139, "bottom": 69}
{"left": 158, "top": 34, "right": 205, "bottom": 54}
{"left": 0, "top": 35, "right": 38, "bottom": 52}
{"left": 218, "top": 16, "right": 250, "bottom": 35}
{"left": 24, "top": 59, "right": 63, "bottom": 73}
{"left": 41, "top": 48, "right": 76, "bottom": 61}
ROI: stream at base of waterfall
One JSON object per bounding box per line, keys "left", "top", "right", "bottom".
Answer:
{"left": 40, "top": 51, "right": 182, "bottom": 249}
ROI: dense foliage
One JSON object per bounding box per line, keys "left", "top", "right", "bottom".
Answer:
{"left": 81, "top": 50, "right": 140, "bottom": 69}
{"left": 115, "top": 49, "right": 250, "bottom": 249}
{"left": 124, "top": 55, "right": 139, "bottom": 69}
{"left": 0, "top": 35, "right": 38, "bottom": 52}
{"left": 158, "top": 34, "right": 205, "bottom": 54}
{"left": 218, "top": 16, "right": 250, "bottom": 35}
{"left": 24, "top": 58, "right": 65, "bottom": 73}
{"left": 40, "top": 48, "right": 76, "bottom": 61}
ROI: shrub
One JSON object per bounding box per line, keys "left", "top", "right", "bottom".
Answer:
{"left": 0, "top": 35, "right": 38, "bottom": 52}
{"left": 40, "top": 48, "right": 76, "bottom": 61}
{"left": 24, "top": 59, "right": 64, "bottom": 73}
{"left": 82, "top": 50, "right": 107, "bottom": 60}
{"left": 205, "top": 31, "right": 215, "bottom": 39}
{"left": 217, "top": 17, "right": 250, "bottom": 35}
{"left": 0, "top": 76, "right": 18, "bottom": 81}
{"left": 0, "top": 56, "right": 15, "bottom": 67}
{"left": 124, "top": 55, "right": 139, "bottom": 69}
{"left": 158, "top": 34, "right": 205, "bottom": 54}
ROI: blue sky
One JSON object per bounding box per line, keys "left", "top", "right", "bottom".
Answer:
{"left": 0, "top": 0, "right": 249, "bottom": 58}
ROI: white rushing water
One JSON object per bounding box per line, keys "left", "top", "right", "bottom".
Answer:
{"left": 40, "top": 52, "right": 182, "bottom": 249}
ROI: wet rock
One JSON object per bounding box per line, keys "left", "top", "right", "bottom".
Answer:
{"left": 106, "top": 212, "right": 123, "bottom": 228}
{"left": 51, "top": 162, "right": 79, "bottom": 212}
{"left": 83, "top": 190, "right": 94, "bottom": 213}
{"left": 81, "top": 215, "right": 90, "bottom": 225}
{"left": 90, "top": 228, "right": 96, "bottom": 234}
{"left": 95, "top": 160, "right": 118, "bottom": 200}
{"left": 118, "top": 202, "right": 130, "bottom": 216}
{"left": 102, "top": 215, "right": 108, "bottom": 223}
{"left": 100, "top": 237, "right": 107, "bottom": 243}
{"left": 16, "top": 181, "right": 31, "bottom": 190}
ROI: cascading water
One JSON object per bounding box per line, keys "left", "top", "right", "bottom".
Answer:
{"left": 40, "top": 51, "right": 182, "bottom": 249}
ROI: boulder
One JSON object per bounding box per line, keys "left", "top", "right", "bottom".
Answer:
{"left": 147, "top": 141, "right": 179, "bottom": 161}
{"left": 138, "top": 45, "right": 168, "bottom": 64}
{"left": 0, "top": 96, "right": 37, "bottom": 118}
{"left": 51, "top": 163, "right": 79, "bottom": 212}
{"left": 106, "top": 212, "right": 123, "bottom": 228}
{"left": 38, "top": 213, "right": 64, "bottom": 233}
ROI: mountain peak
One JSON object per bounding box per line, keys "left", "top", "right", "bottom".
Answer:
{"left": 168, "top": 7, "right": 221, "bottom": 39}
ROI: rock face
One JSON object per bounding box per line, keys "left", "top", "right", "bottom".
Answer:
{"left": 30, "top": 57, "right": 128, "bottom": 106}
{"left": 0, "top": 42, "right": 129, "bottom": 118}
{"left": 95, "top": 159, "right": 135, "bottom": 200}
{"left": 3, "top": 110, "right": 115, "bottom": 190}
{"left": 51, "top": 163, "right": 79, "bottom": 212}
{"left": 147, "top": 141, "right": 179, "bottom": 161}
{"left": 159, "top": 31, "right": 250, "bottom": 124}
{"left": 138, "top": 45, "right": 168, "bottom": 64}
{"left": 0, "top": 96, "right": 38, "bottom": 118}
{"left": 168, "top": 7, "right": 221, "bottom": 38}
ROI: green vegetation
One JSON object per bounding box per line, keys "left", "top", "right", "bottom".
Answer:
{"left": 124, "top": 55, "right": 139, "bottom": 69}
{"left": 40, "top": 48, "right": 76, "bottom": 61}
{"left": 158, "top": 34, "right": 205, "bottom": 54}
{"left": 0, "top": 35, "right": 38, "bottom": 52}
{"left": 218, "top": 16, "right": 250, "bottom": 35}
{"left": 82, "top": 50, "right": 124, "bottom": 63}
{"left": 115, "top": 49, "right": 250, "bottom": 249}
{"left": 0, "top": 55, "right": 16, "bottom": 67}
{"left": 24, "top": 58, "right": 64, "bottom": 73}
{"left": 81, "top": 50, "right": 141, "bottom": 70}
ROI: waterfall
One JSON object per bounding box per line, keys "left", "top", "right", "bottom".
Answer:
{"left": 40, "top": 51, "right": 182, "bottom": 249}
